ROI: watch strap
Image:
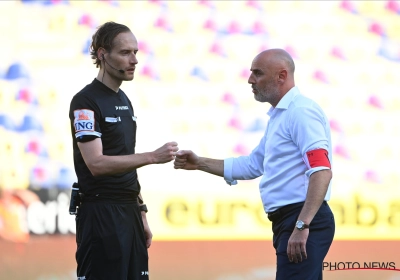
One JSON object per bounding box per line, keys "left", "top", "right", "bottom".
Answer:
{"left": 139, "top": 204, "right": 148, "bottom": 213}
{"left": 296, "top": 220, "right": 309, "bottom": 230}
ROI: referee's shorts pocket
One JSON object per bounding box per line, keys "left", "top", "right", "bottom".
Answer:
{"left": 93, "top": 234, "right": 122, "bottom": 262}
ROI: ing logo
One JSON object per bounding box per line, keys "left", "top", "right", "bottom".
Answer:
{"left": 74, "top": 109, "right": 95, "bottom": 132}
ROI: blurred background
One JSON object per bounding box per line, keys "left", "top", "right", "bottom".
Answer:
{"left": 0, "top": 0, "right": 400, "bottom": 279}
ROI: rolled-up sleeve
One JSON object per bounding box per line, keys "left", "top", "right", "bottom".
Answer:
{"left": 224, "top": 158, "right": 237, "bottom": 185}
{"left": 290, "top": 105, "right": 331, "bottom": 178}
{"left": 305, "top": 166, "right": 330, "bottom": 178}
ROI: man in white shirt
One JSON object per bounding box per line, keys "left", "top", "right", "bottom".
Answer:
{"left": 174, "top": 49, "right": 334, "bottom": 280}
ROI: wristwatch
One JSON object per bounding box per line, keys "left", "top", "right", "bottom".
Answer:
{"left": 295, "top": 220, "right": 309, "bottom": 231}
{"left": 139, "top": 204, "right": 148, "bottom": 213}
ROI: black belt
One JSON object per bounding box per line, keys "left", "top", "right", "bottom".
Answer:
{"left": 267, "top": 202, "right": 305, "bottom": 223}
{"left": 267, "top": 201, "right": 328, "bottom": 223}
{"left": 80, "top": 192, "right": 139, "bottom": 203}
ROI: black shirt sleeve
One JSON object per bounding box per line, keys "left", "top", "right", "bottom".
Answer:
{"left": 69, "top": 94, "right": 102, "bottom": 143}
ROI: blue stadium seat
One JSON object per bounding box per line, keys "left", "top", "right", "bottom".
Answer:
{"left": 5, "top": 63, "right": 30, "bottom": 80}
{"left": 18, "top": 115, "right": 43, "bottom": 132}
{"left": 0, "top": 114, "right": 16, "bottom": 131}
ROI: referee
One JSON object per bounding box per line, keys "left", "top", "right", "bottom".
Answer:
{"left": 174, "top": 49, "right": 335, "bottom": 280}
{"left": 69, "top": 22, "right": 178, "bottom": 280}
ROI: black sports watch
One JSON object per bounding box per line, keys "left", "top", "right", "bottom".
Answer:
{"left": 139, "top": 204, "right": 148, "bottom": 213}
{"left": 295, "top": 220, "right": 309, "bottom": 231}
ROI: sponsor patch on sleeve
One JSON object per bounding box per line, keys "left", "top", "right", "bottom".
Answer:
{"left": 304, "top": 148, "right": 331, "bottom": 169}
{"left": 74, "top": 109, "right": 95, "bottom": 132}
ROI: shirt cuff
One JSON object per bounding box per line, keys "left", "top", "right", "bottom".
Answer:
{"left": 224, "top": 158, "right": 237, "bottom": 186}
{"left": 305, "top": 166, "right": 330, "bottom": 177}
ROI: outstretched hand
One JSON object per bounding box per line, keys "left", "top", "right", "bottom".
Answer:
{"left": 152, "top": 142, "right": 179, "bottom": 164}
{"left": 173, "top": 150, "right": 199, "bottom": 170}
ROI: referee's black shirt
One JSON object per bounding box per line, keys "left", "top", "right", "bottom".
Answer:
{"left": 69, "top": 79, "right": 139, "bottom": 195}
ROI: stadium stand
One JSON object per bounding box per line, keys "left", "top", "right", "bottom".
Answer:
{"left": 0, "top": 0, "right": 398, "bottom": 202}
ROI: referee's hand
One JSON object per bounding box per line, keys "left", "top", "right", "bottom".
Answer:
{"left": 152, "top": 142, "right": 179, "bottom": 164}
{"left": 141, "top": 212, "right": 153, "bottom": 248}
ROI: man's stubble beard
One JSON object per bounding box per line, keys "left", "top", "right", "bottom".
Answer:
{"left": 107, "top": 68, "right": 134, "bottom": 82}
{"left": 253, "top": 83, "right": 280, "bottom": 104}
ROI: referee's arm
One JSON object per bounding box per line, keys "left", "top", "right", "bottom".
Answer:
{"left": 138, "top": 192, "right": 153, "bottom": 248}
{"left": 78, "top": 138, "right": 178, "bottom": 176}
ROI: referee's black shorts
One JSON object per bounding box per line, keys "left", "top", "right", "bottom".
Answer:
{"left": 76, "top": 198, "right": 149, "bottom": 280}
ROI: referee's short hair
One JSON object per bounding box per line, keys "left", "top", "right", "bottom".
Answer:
{"left": 90, "top": 21, "right": 131, "bottom": 68}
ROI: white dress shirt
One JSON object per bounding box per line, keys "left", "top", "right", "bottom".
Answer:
{"left": 224, "top": 86, "right": 332, "bottom": 212}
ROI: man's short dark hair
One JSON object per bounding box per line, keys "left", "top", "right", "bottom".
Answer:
{"left": 90, "top": 21, "right": 131, "bottom": 68}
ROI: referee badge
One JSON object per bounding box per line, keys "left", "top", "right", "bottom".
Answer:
{"left": 74, "top": 109, "right": 95, "bottom": 132}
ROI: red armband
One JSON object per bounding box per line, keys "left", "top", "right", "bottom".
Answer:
{"left": 305, "top": 149, "right": 331, "bottom": 169}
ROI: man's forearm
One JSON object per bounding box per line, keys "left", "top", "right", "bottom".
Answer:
{"left": 85, "top": 153, "right": 155, "bottom": 177}
{"left": 297, "top": 169, "right": 332, "bottom": 224}
{"left": 78, "top": 139, "right": 178, "bottom": 177}
{"left": 197, "top": 157, "right": 224, "bottom": 177}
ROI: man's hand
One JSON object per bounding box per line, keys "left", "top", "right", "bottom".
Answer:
{"left": 152, "top": 142, "right": 179, "bottom": 164}
{"left": 173, "top": 150, "right": 199, "bottom": 170}
{"left": 287, "top": 228, "right": 309, "bottom": 263}
{"left": 141, "top": 212, "right": 153, "bottom": 248}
